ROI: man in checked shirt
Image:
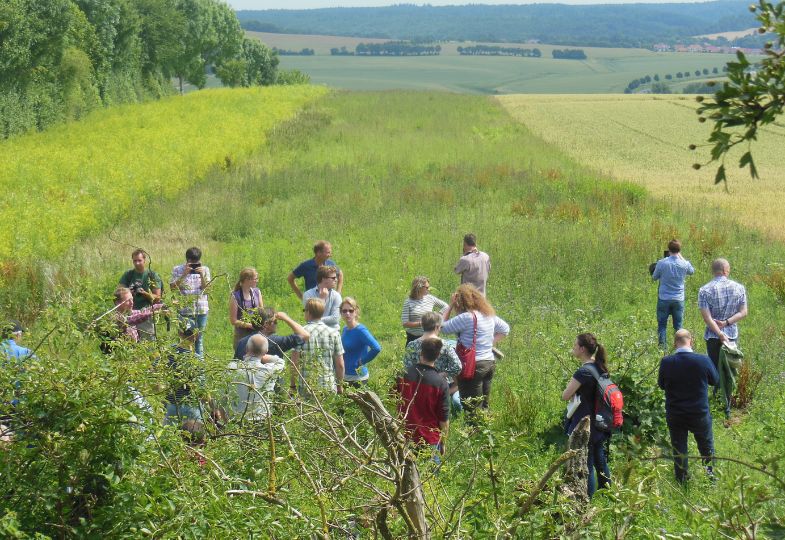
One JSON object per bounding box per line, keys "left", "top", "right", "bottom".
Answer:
{"left": 698, "top": 258, "right": 748, "bottom": 370}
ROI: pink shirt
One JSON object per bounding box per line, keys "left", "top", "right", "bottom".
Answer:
{"left": 454, "top": 249, "right": 491, "bottom": 295}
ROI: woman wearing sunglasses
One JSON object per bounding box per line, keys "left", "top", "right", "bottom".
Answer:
{"left": 340, "top": 297, "right": 382, "bottom": 387}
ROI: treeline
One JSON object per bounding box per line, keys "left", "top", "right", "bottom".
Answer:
{"left": 457, "top": 45, "right": 542, "bottom": 57}
{"left": 0, "top": 0, "right": 280, "bottom": 139}
{"left": 552, "top": 49, "right": 587, "bottom": 60}
{"left": 237, "top": 2, "right": 757, "bottom": 48}
{"left": 624, "top": 66, "right": 728, "bottom": 93}
{"left": 356, "top": 42, "right": 441, "bottom": 56}
{"left": 273, "top": 48, "right": 315, "bottom": 56}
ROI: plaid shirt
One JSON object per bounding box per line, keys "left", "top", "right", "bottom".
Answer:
{"left": 698, "top": 276, "right": 747, "bottom": 340}
{"left": 171, "top": 264, "right": 211, "bottom": 315}
{"left": 296, "top": 321, "right": 344, "bottom": 392}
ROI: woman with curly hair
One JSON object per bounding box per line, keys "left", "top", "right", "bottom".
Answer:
{"left": 441, "top": 284, "right": 509, "bottom": 416}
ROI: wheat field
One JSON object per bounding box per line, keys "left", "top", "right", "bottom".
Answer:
{"left": 497, "top": 94, "right": 785, "bottom": 240}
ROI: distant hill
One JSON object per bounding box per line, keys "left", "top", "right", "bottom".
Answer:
{"left": 237, "top": 1, "right": 756, "bottom": 48}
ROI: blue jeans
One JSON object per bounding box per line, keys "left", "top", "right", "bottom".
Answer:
{"left": 588, "top": 436, "right": 611, "bottom": 497}
{"left": 657, "top": 299, "right": 684, "bottom": 347}
{"left": 164, "top": 402, "right": 203, "bottom": 426}
{"left": 667, "top": 412, "right": 714, "bottom": 483}
{"left": 183, "top": 314, "right": 208, "bottom": 357}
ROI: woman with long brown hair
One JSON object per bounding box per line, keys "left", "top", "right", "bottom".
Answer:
{"left": 229, "top": 267, "right": 264, "bottom": 347}
{"left": 561, "top": 332, "right": 612, "bottom": 498}
{"left": 441, "top": 284, "right": 509, "bottom": 416}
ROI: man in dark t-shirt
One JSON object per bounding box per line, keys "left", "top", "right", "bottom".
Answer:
{"left": 658, "top": 328, "right": 719, "bottom": 483}
{"left": 396, "top": 337, "right": 450, "bottom": 461}
{"left": 234, "top": 308, "right": 309, "bottom": 360}
{"left": 118, "top": 249, "right": 163, "bottom": 341}
{"left": 287, "top": 240, "right": 343, "bottom": 300}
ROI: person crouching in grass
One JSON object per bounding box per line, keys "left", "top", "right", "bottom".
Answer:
{"left": 396, "top": 337, "right": 450, "bottom": 464}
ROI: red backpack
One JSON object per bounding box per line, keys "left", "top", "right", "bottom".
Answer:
{"left": 585, "top": 364, "right": 624, "bottom": 432}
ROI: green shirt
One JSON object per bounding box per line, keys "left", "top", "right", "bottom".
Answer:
{"left": 119, "top": 268, "right": 163, "bottom": 310}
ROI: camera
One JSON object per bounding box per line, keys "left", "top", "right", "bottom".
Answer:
{"left": 188, "top": 262, "right": 201, "bottom": 275}
{"left": 129, "top": 281, "right": 144, "bottom": 294}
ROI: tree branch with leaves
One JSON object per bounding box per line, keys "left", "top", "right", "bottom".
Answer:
{"left": 693, "top": 0, "right": 785, "bottom": 184}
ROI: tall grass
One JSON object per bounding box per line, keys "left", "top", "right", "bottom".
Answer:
{"left": 4, "top": 90, "right": 785, "bottom": 536}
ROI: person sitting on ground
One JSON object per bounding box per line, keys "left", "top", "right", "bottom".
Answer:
{"left": 302, "top": 265, "right": 342, "bottom": 329}
{"left": 109, "top": 287, "right": 164, "bottom": 345}
{"left": 402, "top": 311, "right": 462, "bottom": 411}
{"left": 401, "top": 276, "right": 449, "bottom": 345}
{"left": 291, "top": 299, "right": 345, "bottom": 395}
{"left": 396, "top": 337, "right": 450, "bottom": 462}
{"left": 234, "top": 308, "right": 310, "bottom": 360}
{"left": 162, "top": 319, "right": 203, "bottom": 426}
{"left": 288, "top": 240, "right": 343, "bottom": 300}
{"left": 118, "top": 249, "right": 163, "bottom": 341}
{"left": 170, "top": 247, "right": 211, "bottom": 357}
{"left": 658, "top": 328, "right": 719, "bottom": 483}
{"left": 340, "top": 297, "right": 381, "bottom": 387}
{"left": 229, "top": 267, "right": 264, "bottom": 348}
{"left": 228, "top": 334, "right": 285, "bottom": 422}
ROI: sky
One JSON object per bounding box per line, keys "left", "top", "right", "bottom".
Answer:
{"left": 229, "top": 0, "right": 708, "bottom": 9}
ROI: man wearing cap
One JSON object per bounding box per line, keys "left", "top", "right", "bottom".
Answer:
{"left": 1, "top": 320, "right": 35, "bottom": 361}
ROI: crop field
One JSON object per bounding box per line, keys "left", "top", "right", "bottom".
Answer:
{"left": 0, "top": 86, "right": 325, "bottom": 261}
{"left": 249, "top": 32, "right": 741, "bottom": 94}
{"left": 3, "top": 89, "right": 785, "bottom": 537}
{"left": 497, "top": 94, "right": 785, "bottom": 240}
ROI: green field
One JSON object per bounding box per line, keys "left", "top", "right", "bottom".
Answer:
{"left": 3, "top": 89, "right": 785, "bottom": 537}
{"left": 250, "top": 32, "right": 739, "bottom": 93}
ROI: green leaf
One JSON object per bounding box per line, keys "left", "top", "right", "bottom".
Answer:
{"left": 714, "top": 165, "right": 727, "bottom": 185}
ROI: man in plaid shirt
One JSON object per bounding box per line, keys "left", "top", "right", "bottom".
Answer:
{"left": 698, "top": 258, "right": 748, "bottom": 369}
{"left": 291, "top": 298, "right": 345, "bottom": 396}
{"left": 171, "top": 247, "right": 211, "bottom": 357}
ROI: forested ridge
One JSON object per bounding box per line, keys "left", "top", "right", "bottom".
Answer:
{"left": 0, "top": 0, "right": 279, "bottom": 139}
{"left": 238, "top": 1, "right": 756, "bottom": 47}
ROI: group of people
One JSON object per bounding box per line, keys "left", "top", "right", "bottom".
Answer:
{"left": 2, "top": 234, "right": 750, "bottom": 497}
{"left": 105, "top": 236, "right": 506, "bottom": 455}
{"left": 558, "top": 240, "right": 749, "bottom": 497}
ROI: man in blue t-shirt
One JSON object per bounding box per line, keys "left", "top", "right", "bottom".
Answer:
{"left": 652, "top": 239, "right": 694, "bottom": 348}
{"left": 287, "top": 240, "right": 343, "bottom": 300}
{"left": 658, "top": 328, "right": 719, "bottom": 483}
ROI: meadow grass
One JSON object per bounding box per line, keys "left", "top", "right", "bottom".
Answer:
{"left": 5, "top": 89, "right": 785, "bottom": 536}
{"left": 0, "top": 86, "right": 325, "bottom": 262}
{"left": 498, "top": 93, "right": 785, "bottom": 240}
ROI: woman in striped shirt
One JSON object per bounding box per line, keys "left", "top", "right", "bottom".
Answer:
{"left": 401, "top": 276, "right": 449, "bottom": 345}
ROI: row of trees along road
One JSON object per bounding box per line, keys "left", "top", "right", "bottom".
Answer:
{"left": 0, "top": 0, "right": 279, "bottom": 139}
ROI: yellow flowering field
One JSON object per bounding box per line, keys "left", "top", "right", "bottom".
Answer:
{"left": 497, "top": 94, "right": 785, "bottom": 240}
{"left": 0, "top": 85, "right": 326, "bottom": 260}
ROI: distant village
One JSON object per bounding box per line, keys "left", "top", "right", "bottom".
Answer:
{"left": 651, "top": 43, "right": 765, "bottom": 55}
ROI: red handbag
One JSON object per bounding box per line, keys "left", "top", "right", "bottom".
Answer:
{"left": 456, "top": 312, "right": 478, "bottom": 381}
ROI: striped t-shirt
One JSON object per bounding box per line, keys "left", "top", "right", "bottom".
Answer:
{"left": 401, "top": 295, "right": 449, "bottom": 337}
